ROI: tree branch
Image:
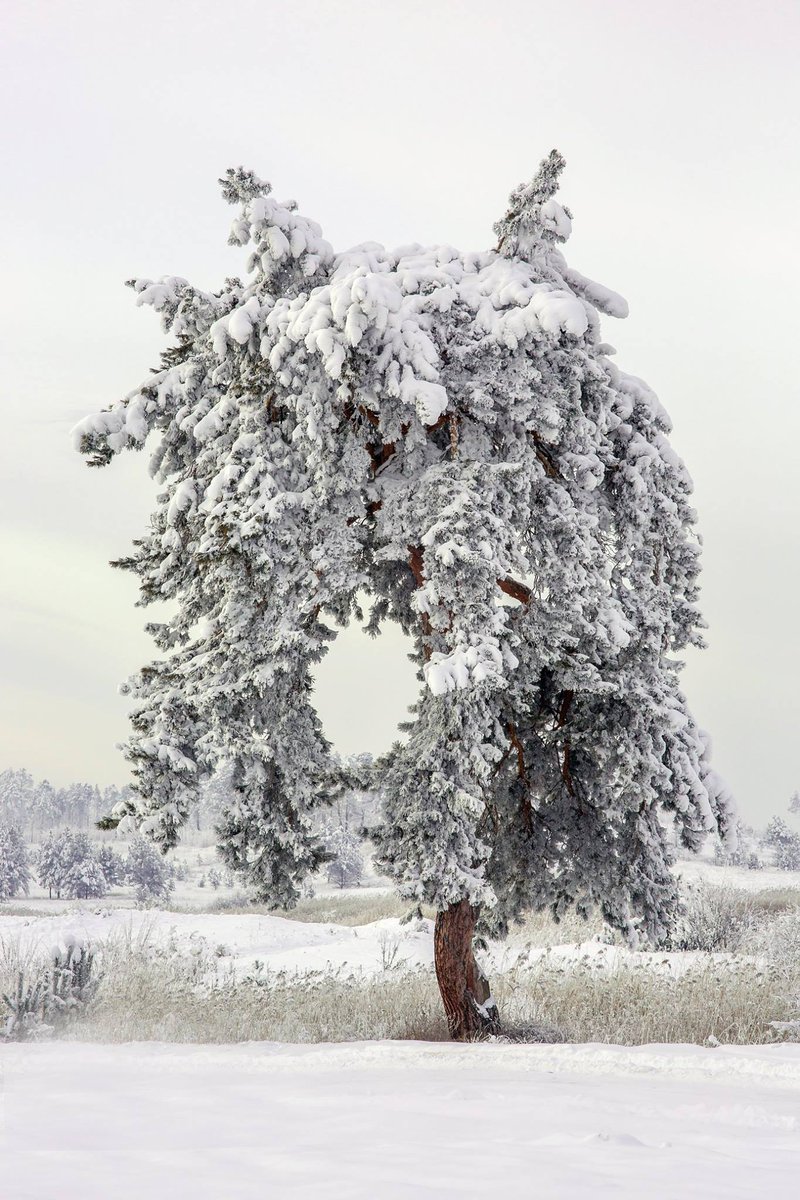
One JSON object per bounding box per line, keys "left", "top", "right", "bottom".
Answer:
{"left": 507, "top": 722, "right": 527, "bottom": 782}
{"left": 407, "top": 545, "right": 432, "bottom": 661}
{"left": 498, "top": 577, "right": 532, "bottom": 605}
{"left": 532, "top": 434, "right": 561, "bottom": 479}
{"left": 554, "top": 689, "right": 574, "bottom": 730}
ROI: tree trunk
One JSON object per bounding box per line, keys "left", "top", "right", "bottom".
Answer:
{"left": 434, "top": 899, "right": 499, "bottom": 1040}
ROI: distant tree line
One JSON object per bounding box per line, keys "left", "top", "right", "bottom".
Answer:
{"left": 0, "top": 768, "right": 133, "bottom": 836}
{"left": 0, "top": 766, "right": 238, "bottom": 838}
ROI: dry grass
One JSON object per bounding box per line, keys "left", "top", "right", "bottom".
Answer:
{"left": 48, "top": 935, "right": 800, "bottom": 1047}
{"left": 494, "top": 958, "right": 796, "bottom": 1045}
{"left": 748, "top": 888, "right": 800, "bottom": 916}
{"left": 64, "top": 935, "right": 448, "bottom": 1044}
{"left": 0, "top": 932, "right": 45, "bottom": 984}
{"left": 58, "top": 953, "right": 799, "bottom": 1048}
{"left": 5, "top": 883, "right": 800, "bottom": 1047}
{"left": 185, "top": 890, "right": 434, "bottom": 927}
{"left": 0, "top": 905, "right": 49, "bottom": 919}
{"left": 505, "top": 906, "right": 613, "bottom": 948}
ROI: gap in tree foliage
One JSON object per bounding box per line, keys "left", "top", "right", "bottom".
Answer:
{"left": 312, "top": 596, "right": 418, "bottom": 759}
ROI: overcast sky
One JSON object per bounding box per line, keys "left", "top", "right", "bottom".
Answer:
{"left": 1, "top": 0, "right": 798, "bottom": 823}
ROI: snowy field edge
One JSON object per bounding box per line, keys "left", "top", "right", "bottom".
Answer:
{"left": 4, "top": 1039, "right": 800, "bottom": 1200}
{"left": 6, "top": 1035, "right": 800, "bottom": 1083}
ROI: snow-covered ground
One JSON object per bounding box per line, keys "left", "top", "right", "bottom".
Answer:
{"left": 0, "top": 902, "right": 746, "bottom": 980}
{"left": 3, "top": 855, "right": 800, "bottom": 995}
{"left": 676, "top": 855, "right": 800, "bottom": 894}
{"left": 0, "top": 904, "right": 437, "bottom": 977}
{"left": 3, "top": 1039, "right": 800, "bottom": 1199}
{"left": 3, "top": 859, "right": 800, "bottom": 1196}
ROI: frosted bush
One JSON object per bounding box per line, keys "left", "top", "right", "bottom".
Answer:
{"left": 763, "top": 818, "right": 800, "bottom": 871}
{"left": 745, "top": 909, "right": 800, "bottom": 973}
{"left": 126, "top": 837, "right": 175, "bottom": 904}
{"left": 667, "top": 882, "right": 759, "bottom": 953}
{"left": 2, "top": 940, "right": 97, "bottom": 1042}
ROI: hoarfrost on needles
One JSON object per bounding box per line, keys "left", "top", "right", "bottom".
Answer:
{"left": 74, "top": 151, "right": 733, "bottom": 937}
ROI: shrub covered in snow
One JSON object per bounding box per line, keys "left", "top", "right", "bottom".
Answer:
{"left": 667, "top": 882, "right": 758, "bottom": 953}
{"left": 763, "top": 818, "right": 800, "bottom": 872}
{"left": 714, "top": 821, "right": 763, "bottom": 870}
{"left": 126, "top": 837, "right": 175, "bottom": 905}
{"left": 2, "top": 940, "right": 97, "bottom": 1042}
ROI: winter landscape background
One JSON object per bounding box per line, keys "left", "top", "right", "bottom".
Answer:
{"left": 3, "top": 1, "right": 800, "bottom": 1197}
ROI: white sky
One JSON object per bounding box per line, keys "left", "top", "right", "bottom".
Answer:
{"left": 1, "top": 0, "right": 798, "bottom": 823}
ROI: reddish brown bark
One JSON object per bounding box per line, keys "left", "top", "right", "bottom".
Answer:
{"left": 434, "top": 900, "right": 499, "bottom": 1040}
{"left": 532, "top": 433, "right": 561, "bottom": 479}
{"left": 407, "top": 545, "right": 433, "bottom": 661}
{"left": 405, "top": 543, "right": 502, "bottom": 1039}
{"left": 408, "top": 544, "right": 426, "bottom": 589}
{"left": 497, "top": 576, "right": 532, "bottom": 605}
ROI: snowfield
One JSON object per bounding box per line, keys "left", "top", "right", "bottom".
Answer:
{"left": 4, "top": 863, "right": 800, "bottom": 1195}
{"left": 676, "top": 856, "right": 800, "bottom": 894}
{"left": 0, "top": 905, "right": 438, "bottom": 977}
{"left": 3, "top": 1039, "right": 800, "bottom": 1199}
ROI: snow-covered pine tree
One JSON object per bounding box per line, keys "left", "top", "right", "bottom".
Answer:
{"left": 30, "top": 780, "right": 59, "bottom": 836}
{"left": 126, "top": 837, "right": 175, "bottom": 904}
{"left": 96, "top": 843, "right": 125, "bottom": 888}
{"left": 36, "top": 830, "right": 107, "bottom": 900}
{"left": 0, "top": 825, "right": 31, "bottom": 901}
{"left": 36, "top": 830, "right": 67, "bottom": 899}
{"left": 320, "top": 772, "right": 369, "bottom": 888}
{"left": 74, "top": 153, "right": 734, "bottom": 1038}
{"left": 61, "top": 835, "right": 108, "bottom": 901}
